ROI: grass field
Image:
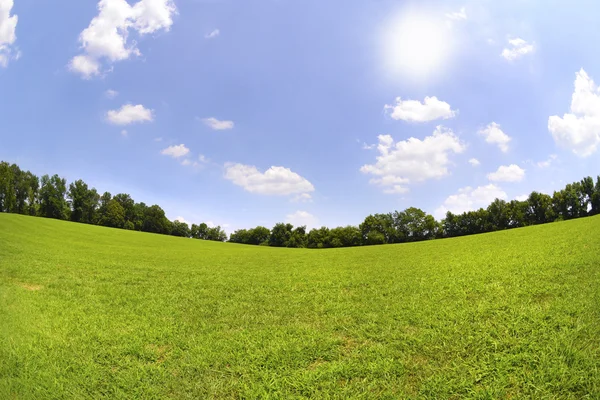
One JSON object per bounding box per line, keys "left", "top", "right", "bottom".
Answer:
{"left": 1, "top": 213, "right": 600, "bottom": 399}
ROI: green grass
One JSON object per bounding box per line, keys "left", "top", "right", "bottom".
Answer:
{"left": 1, "top": 213, "right": 600, "bottom": 399}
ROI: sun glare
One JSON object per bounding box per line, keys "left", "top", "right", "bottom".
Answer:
{"left": 384, "top": 11, "right": 453, "bottom": 80}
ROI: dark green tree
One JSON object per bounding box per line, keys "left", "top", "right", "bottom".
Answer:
{"left": 269, "top": 223, "right": 294, "bottom": 247}
{"left": 68, "top": 179, "right": 100, "bottom": 224}
{"left": 171, "top": 220, "right": 191, "bottom": 237}
{"left": 142, "top": 205, "right": 170, "bottom": 234}
{"left": 99, "top": 199, "right": 126, "bottom": 228}
{"left": 38, "top": 174, "right": 69, "bottom": 220}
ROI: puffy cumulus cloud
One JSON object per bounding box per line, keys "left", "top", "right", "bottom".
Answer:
{"left": 478, "top": 122, "right": 511, "bottom": 152}
{"left": 0, "top": 0, "right": 18, "bottom": 67}
{"left": 434, "top": 184, "right": 507, "bottom": 219}
{"left": 548, "top": 69, "right": 600, "bottom": 157}
{"left": 361, "top": 126, "right": 465, "bottom": 194}
{"left": 487, "top": 164, "right": 525, "bottom": 182}
{"left": 202, "top": 117, "right": 234, "bottom": 130}
{"left": 384, "top": 96, "right": 456, "bottom": 122}
{"left": 106, "top": 104, "right": 154, "bottom": 125}
{"left": 224, "top": 163, "right": 315, "bottom": 196}
{"left": 205, "top": 29, "right": 219, "bottom": 39}
{"left": 69, "top": 0, "right": 176, "bottom": 78}
{"left": 285, "top": 211, "right": 319, "bottom": 230}
{"left": 468, "top": 158, "right": 480, "bottom": 166}
{"left": 537, "top": 154, "right": 557, "bottom": 168}
{"left": 69, "top": 55, "right": 101, "bottom": 78}
{"left": 161, "top": 144, "right": 190, "bottom": 158}
{"left": 515, "top": 194, "right": 529, "bottom": 202}
{"left": 501, "top": 38, "right": 534, "bottom": 61}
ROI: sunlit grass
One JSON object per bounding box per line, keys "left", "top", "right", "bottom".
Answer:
{"left": 1, "top": 213, "right": 600, "bottom": 398}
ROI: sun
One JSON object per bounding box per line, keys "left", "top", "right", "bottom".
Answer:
{"left": 383, "top": 11, "right": 454, "bottom": 80}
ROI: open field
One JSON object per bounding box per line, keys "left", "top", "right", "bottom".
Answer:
{"left": 1, "top": 213, "right": 600, "bottom": 399}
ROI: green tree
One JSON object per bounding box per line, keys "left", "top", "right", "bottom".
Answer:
{"left": 132, "top": 202, "right": 148, "bottom": 231}
{"left": 307, "top": 227, "right": 331, "bottom": 248}
{"left": 191, "top": 222, "right": 210, "bottom": 240}
{"left": 507, "top": 200, "right": 528, "bottom": 228}
{"left": 328, "top": 226, "right": 362, "bottom": 247}
{"left": 68, "top": 179, "right": 100, "bottom": 223}
{"left": 171, "top": 220, "right": 191, "bottom": 237}
{"left": 206, "top": 226, "right": 227, "bottom": 242}
{"left": 0, "top": 161, "right": 16, "bottom": 213}
{"left": 113, "top": 193, "right": 136, "bottom": 224}
{"left": 287, "top": 226, "right": 307, "bottom": 248}
{"left": 526, "top": 192, "right": 554, "bottom": 225}
{"left": 100, "top": 199, "right": 126, "bottom": 228}
{"left": 487, "top": 199, "right": 509, "bottom": 230}
{"left": 24, "top": 171, "right": 39, "bottom": 216}
{"left": 38, "top": 174, "right": 69, "bottom": 220}
{"left": 591, "top": 176, "right": 600, "bottom": 215}
{"left": 142, "top": 205, "right": 171, "bottom": 234}
{"left": 360, "top": 213, "right": 396, "bottom": 244}
{"left": 269, "top": 223, "right": 294, "bottom": 247}
{"left": 392, "top": 207, "right": 437, "bottom": 241}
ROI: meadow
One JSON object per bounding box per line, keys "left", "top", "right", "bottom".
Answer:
{"left": 1, "top": 213, "right": 600, "bottom": 399}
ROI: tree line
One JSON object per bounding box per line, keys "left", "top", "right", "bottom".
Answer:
{"left": 1, "top": 161, "right": 599, "bottom": 248}
{"left": 231, "top": 177, "right": 600, "bottom": 248}
{"left": 0, "top": 161, "right": 227, "bottom": 241}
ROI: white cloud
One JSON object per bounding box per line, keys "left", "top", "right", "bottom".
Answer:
{"left": 286, "top": 211, "right": 319, "bottom": 230}
{"left": 487, "top": 164, "right": 525, "bottom": 182}
{"left": 537, "top": 154, "right": 557, "bottom": 168}
{"left": 153, "top": 137, "right": 163, "bottom": 142}
{"left": 548, "top": 69, "right": 600, "bottom": 157}
{"left": 202, "top": 117, "right": 234, "bottom": 130}
{"left": 182, "top": 154, "right": 209, "bottom": 168}
{"left": 445, "top": 7, "right": 467, "bottom": 21}
{"left": 478, "top": 122, "right": 511, "bottom": 152}
{"left": 362, "top": 142, "right": 376, "bottom": 150}
{"left": 69, "top": 55, "right": 101, "bottom": 79}
{"left": 515, "top": 194, "right": 529, "bottom": 202}
{"left": 0, "top": 0, "right": 18, "bottom": 67}
{"left": 501, "top": 38, "right": 534, "bottom": 61}
{"left": 120, "top": 129, "right": 128, "bottom": 136}
{"left": 361, "top": 126, "right": 465, "bottom": 193}
{"left": 434, "top": 184, "right": 507, "bottom": 219}
{"left": 468, "top": 158, "right": 480, "bottom": 166}
{"left": 224, "top": 163, "right": 315, "bottom": 196}
{"left": 161, "top": 144, "right": 190, "bottom": 158}
{"left": 291, "top": 193, "right": 313, "bottom": 203}
{"left": 69, "top": 0, "right": 177, "bottom": 78}
{"left": 205, "top": 29, "right": 219, "bottom": 39}
{"left": 384, "top": 96, "right": 457, "bottom": 122}
{"left": 107, "top": 104, "right": 154, "bottom": 125}
{"left": 105, "top": 89, "right": 119, "bottom": 98}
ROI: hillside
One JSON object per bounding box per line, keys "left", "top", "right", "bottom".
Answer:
{"left": 1, "top": 213, "right": 600, "bottom": 398}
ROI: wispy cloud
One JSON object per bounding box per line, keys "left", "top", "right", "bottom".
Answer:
{"left": 205, "top": 29, "right": 220, "bottom": 39}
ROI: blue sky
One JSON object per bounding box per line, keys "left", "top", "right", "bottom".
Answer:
{"left": 1, "top": 0, "right": 600, "bottom": 233}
